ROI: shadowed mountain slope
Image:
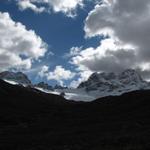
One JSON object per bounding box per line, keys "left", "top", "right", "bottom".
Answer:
{"left": 0, "top": 79, "right": 150, "bottom": 150}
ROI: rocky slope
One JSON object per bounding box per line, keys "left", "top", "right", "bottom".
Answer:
{"left": 34, "top": 82, "right": 53, "bottom": 90}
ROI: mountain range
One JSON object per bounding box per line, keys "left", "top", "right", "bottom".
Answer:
{"left": 0, "top": 69, "right": 150, "bottom": 101}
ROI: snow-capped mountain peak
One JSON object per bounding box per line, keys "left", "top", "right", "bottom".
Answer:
{"left": 0, "top": 71, "right": 31, "bottom": 85}
{"left": 119, "top": 69, "right": 143, "bottom": 85}
{"left": 78, "top": 69, "right": 149, "bottom": 99}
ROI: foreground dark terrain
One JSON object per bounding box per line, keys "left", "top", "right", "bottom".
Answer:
{"left": 0, "top": 80, "right": 150, "bottom": 150}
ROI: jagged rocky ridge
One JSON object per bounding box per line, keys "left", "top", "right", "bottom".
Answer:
{"left": 0, "top": 69, "right": 150, "bottom": 101}
{"left": 34, "top": 82, "right": 53, "bottom": 90}
{"left": 0, "top": 71, "right": 67, "bottom": 90}
{"left": 78, "top": 69, "right": 150, "bottom": 97}
{"left": 0, "top": 71, "right": 31, "bottom": 85}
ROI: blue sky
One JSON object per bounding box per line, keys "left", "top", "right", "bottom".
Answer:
{"left": 0, "top": 0, "right": 150, "bottom": 86}
{"left": 0, "top": 0, "right": 101, "bottom": 86}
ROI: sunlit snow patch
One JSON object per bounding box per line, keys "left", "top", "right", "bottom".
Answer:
{"left": 4, "top": 79, "right": 18, "bottom": 85}
{"left": 35, "top": 87, "right": 60, "bottom": 95}
{"left": 64, "top": 92, "right": 95, "bottom": 102}
{"left": 34, "top": 87, "right": 96, "bottom": 101}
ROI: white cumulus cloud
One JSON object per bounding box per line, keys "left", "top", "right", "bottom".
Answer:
{"left": 17, "top": 0, "right": 46, "bottom": 13}
{"left": 0, "top": 12, "right": 47, "bottom": 71}
{"left": 70, "top": 39, "right": 136, "bottom": 73}
{"left": 38, "top": 65, "right": 76, "bottom": 86}
{"left": 17, "top": 0, "right": 84, "bottom": 17}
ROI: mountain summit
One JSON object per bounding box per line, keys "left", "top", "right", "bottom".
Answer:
{"left": 0, "top": 71, "right": 31, "bottom": 85}
{"left": 78, "top": 69, "right": 149, "bottom": 98}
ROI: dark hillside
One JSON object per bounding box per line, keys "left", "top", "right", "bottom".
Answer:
{"left": 0, "top": 79, "right": 150, "bottom": 150}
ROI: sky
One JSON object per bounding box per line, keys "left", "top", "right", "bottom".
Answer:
{"left": 0, "top": 0, "right": 150, "bottom": 87}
